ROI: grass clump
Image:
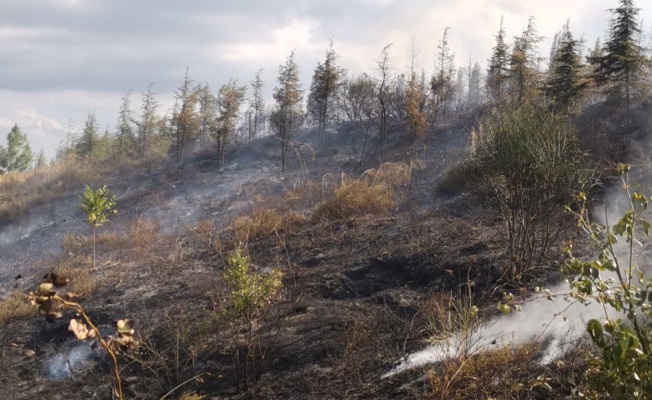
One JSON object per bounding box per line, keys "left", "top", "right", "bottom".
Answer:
{"left": 0, "top": 292, "right": 35, "bottom": 324}
{"left": 313, "top": 178, "right": 393, "bottom": 221}
{"left": 232, "top": 206, "right": 284, "bottom": 243}
{"left": 426, "top": 343, "right": 549, "bottom": 399}
{"left": 231, "top": 198, "right": 306, "bottom": 243}
{"left": 127, "top": 217, "right": 160, "bottom": 248}
{"left": 54, "top": 262, "right": 98, "bottom": 296}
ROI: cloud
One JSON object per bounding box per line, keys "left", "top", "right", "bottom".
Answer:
{"left": 217, "top": 18, "right": 318, "bottom": 63}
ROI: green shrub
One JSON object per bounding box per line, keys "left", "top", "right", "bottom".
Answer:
{"left": 565, "top": 166, "right": 652, "bottom": 399}
{"left": 452, "top": 101, "right": 596, "bottom": 282}
{"left": 222, "top": 247, "right": 283, "bottom": 389}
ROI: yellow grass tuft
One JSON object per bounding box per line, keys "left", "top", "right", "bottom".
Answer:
{"left": 55, "top": 262, "right": 98, "bottom": 296}
{"left": 0, "top": 292, "right": 35, "bottom": 325}
{"left": 312, "top": 177, "right": 393, "bottom": 221}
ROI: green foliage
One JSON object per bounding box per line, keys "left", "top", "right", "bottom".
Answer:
{"left": 213, "top": 79, "right": 247, "bottom": 168}
{"left": 79, "top": 184, "right": 118, "bottom": 228}
{"left": 271, "top": 51, "right": 304, "bottom": 173}
{"left": 457, "top": 101, "right": 595, "bottom": 282}
{"left": 223, "top": 248, "right": 282, "bottom": 320}
{"left": 0, "top": 124, "right": 33, "bottom": 173}
{"left": 508, "top": 17, "right": 543, "bottom": 101}
{"left": 308, "top": 40, "right": 345, "bottom": 147}
{"left": 222, "top": 246, "right": 283, "bottom": 389}
{"left": 34, "top": 149, "right": 47, "bottom": 169}
{"left": 486, "top": 17, "right": 510, "bottom": 101}
{"left": 79, "top": 184, "right": 118, "bottom": 269}
{"left": 565, "top": 166, "right": 652, "bottom": 398}
{"left": 75, "top": 111, "right": 101, "bottom": 158}
{"left": 546, "top": 22, "right": 587, "bottom": 112}
{"left": 591, "top": 0, "right": 649, "bottom": 109}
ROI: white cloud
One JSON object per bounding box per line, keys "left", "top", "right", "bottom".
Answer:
{"left": 0, "top": 26, "right": 65, "bottom": 39}
{"left": 217, "top": 18, "right": 318, "bottom": 63}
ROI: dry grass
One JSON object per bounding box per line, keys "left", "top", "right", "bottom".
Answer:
{"left": 127, "top": 217, "right": 161, "bottom": 248}
{"left": 0, "top": 292, "right": 35, "bottom": 325}
{"left": 363, "top": 162, "right": 413, "bottom": 188}
{"left": 62, "top": 232, "right": 84, "bottom": 252}
{"left": 231, "top": 198, "right": 306, "bottom": 244}
{"left": 312, "top": 178, "right": 393, "bottom": 221}
{"left": 311, "top": 163, "right": 414, "bottom": 222}
{"left": 283, "top": 179, "right": 327, "bottom": 211}
{"left": 0, "top": 157, "right": 100, "bottom": 226}
{"left": 179, "top": 392, "right": 206, "bottom": 400}
{"left": 426, "top": 342, "right": 546, "bottom": 399}
{"left": 62, "top": 230, "right": 125, "bottom": 253}
{"left": 0, "top": 154, "right": 151, "bottom": 228}
{"left": 55, "top": 261, "right": 98, "bottom": 296}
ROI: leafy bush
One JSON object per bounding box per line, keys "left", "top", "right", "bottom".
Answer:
{"left": 453, "top": 101, "right": 596, "bottom": 281}
{"left": 79, "top": 184, "right": 118, "bottom": 268}
{"left": 222, "top": 247, "right": 283, "bottom": 389}
{"left": 565, "top": 166, "right": 652, "bottom": 399}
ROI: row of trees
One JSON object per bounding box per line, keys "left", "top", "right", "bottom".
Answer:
{"left": 487, "top": 0, "right": 650, "bottom": 113}
{"left": 54, "top": 0, "right": 651, "bottom": 171}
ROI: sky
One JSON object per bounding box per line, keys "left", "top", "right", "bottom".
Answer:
{"left": 0, "top": 0, "right": 650, "bottom": 159}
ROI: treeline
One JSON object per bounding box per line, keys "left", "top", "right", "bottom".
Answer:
{"left": 30, "top": 0, "right": 651, "bottom": 172}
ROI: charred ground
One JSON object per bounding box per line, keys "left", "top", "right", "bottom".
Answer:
{"left": 0, "top": 103, "right": 650, "bottom": 399}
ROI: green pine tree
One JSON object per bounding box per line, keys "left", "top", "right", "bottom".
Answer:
{"left": 487, "top": 17, "right": 511, "bottom": 101}
{"left": 546, "top": 22, "right": 587, "bottom": 112}
{"left": 76, "top": 111, "right": 100, "bottom": 158}
{"left": 308, "top": 40, "right": 345, "bottom": 147}
{"left": 593, "top": 0, "right": 649, "bottom": 110}
{"left": 508, "top": 17, "right": 544, "bottom": 101}
{"left": 0, "top": 124, "right": 33, "bottom": 173}
{"left": 270, "top": 51, "right": 303, "bottom": 173}
{"left": 34, "top": 149, "right": 47, "bottom": 169}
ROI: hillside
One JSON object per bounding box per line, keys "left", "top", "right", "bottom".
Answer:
{"left": 1, "top": 102, "right": 651, "bottom": 399}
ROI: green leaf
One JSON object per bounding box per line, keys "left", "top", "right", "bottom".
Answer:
{"left": 643, "top": 220, "right": 651, "bottom": 236}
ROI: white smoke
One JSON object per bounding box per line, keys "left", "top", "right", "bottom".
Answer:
{"left": 43, "top": 342, "right": 98, "bottom": 381}
{"left": 384, "top": 180, "right": 639, "bottom": 378}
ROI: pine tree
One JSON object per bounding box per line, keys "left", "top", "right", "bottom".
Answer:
{"left": 248, "top": 69, "right": 265, "bottom": 141}
{"left": 508, "top": 17, "right": 544, "bottom": 101}
{"left": 468, "top": 62, "right": 482, "bottom": 106}
{"left": 375, "top": 44, "right": 392, "bottom": 151}
{"left": 136, "top": 83, "right": 159, "bottom": 156}
{"left": 487, "top": 17, "right": 510, "bottom": 101}
{"left": 546, "top": 22, "right": 587, "bottom": 112}
{"left": 308, "top": 40, "right": 345, "bottom": 147}
{"left": 76, "top": 111, "right": 100, "bottom": 158}
{"left": 198, "top": 84, "right": 217, "bottom": 147}
{"left": 115, "top": 89, "right": 135, "bottom": 156}
{"left": 35, "top": 149, "right": 47, "bottom": 169}
{"left": 406, "top": 72, "right": 427, "bottom": 139}
{"left": 430, "top": 28, "right": 456, "bottom": 122}
{"left": 171, "top": 69, "right": 200, "bottom": 161}
{"left": 213, "top": 79, "right": 246, "bottom": 168}
{"left": 0, "top": 124, "right": 33, "bottom": 173}
{"left": 270, "top": 51, "right": 303, "bottom": 173}
{"left": 593, "top": 0, "right": 648, "bottom": 110}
